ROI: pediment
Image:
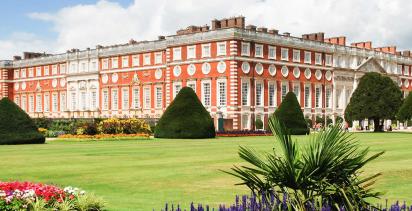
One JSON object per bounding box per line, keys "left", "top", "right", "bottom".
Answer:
{"left": 356, "top": 57, "right": 386, "bottom": 73}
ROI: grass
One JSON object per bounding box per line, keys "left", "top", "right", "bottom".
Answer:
{"left": 0, "top": 133, "right": 411, "bottom": 210}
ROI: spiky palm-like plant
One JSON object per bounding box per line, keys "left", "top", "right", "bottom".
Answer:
{"left": 226, "top": 115, "right": 384, "bottom": 209}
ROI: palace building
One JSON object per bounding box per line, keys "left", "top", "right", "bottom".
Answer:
{"left": 0, "top": 17, "right": 411, "bottom": 130}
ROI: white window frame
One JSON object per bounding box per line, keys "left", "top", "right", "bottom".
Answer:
{"left": 315, "top": 85, "right": 322, "bottom": 108}
{"left": 304, "top": 51, "right": 311, "bottom": 64}
{"left": 202, "top": 44, "right": 211, "bottom": 58}
{"left": 315, "top": 53, "right": 322, "bottom": 65}
{"left": 155, "top": 86, "right": 163, "bottom": 109}
{"left": 28, "top": 68, "right": 34, "bottom": 77}
{"left": 29, "top": 95, "right": 34, "bottom": 112}
{"left": 173, "top": 47, "right": 182, "bottom": 61}
{"left": 173, "top": 82, "right": 182, "bottom": 99}
{"left": 143, "top": 53, "right": 151, "bottom": 65}
{"left": 255, "top": 44, "right": 263, "bottom": 58}
{"left": 14, "top": 70, "right": 19, "bottom": 79}
{"left": 52, "top": 93, "right": 58, "bottom": 112}
{"left": 187, "top": 45, "right": 196, "bottom": 59}
{"left": 132, "top": 55, "right": 140, "bottom": 67}
{"left": 304, "top": 84, "right": 311, "bottom": 108}
{"left": 201, "top": 80, "right": 211, "bottom": 107}
{"left": 217, "top": 42, "right": 227, "bottom": 56}
{"left": 44, "top": 93, "right": 50, "bottom": 112}
{"left": 186, "top": 80, "right": 196, "bottom": 92}
{"left": 111, "top": 89, "right": 119, "bottom": 110}
{"left": 325, "top": 86, "right": 332, "bottom": 108}
{"left": 60, "top": 64, "right": 66, "bottom": 74}
{"left": 52, "top": 65, "right": 58, "bottom": 75}
{"left": 255, "top": 81, "right": 264, "bottom": 107}
{"left": 241, "top": 42, "right": 250, "bottom": 56}
{"left": 60, "top": 92, "right": 66, "bottom": 111}
{"left": 132, "top": 87, "right": 140, "bottom": 109}
{"left": 36, "top": 67, "right": 42, "bottom": 77}
{"left": 111, "top": 57, "right": 119, "bottom": 69}
{"left": 36, "top": 94, "right": 42, "bottom": 112}
{"left": 325, "top": 54, "right": 332, "bottom": 66}
{"left": 22, "top": 95, "right": 27, "bottom": 111}
{"left": 21, "top": 69, "right": 26, "bottom": 78}
{"left": 268, "top": 46, "right": 276, "bottom": 59}
{"left": 293, "top": 50, "right": 301, "bottom": 62}
{"left": 14, "top": 96, "right": 20, "bottom": 107}
{"left": 292, "top": 83, "right": 300, "bottom": 104}
{"left": 90, "top": 90, "right": 97, "bottom": 110}
{"left": 241, "top": 80, "right": 250, "bottom": 106}
{"left": 143, "top": 86, "right": 151, "bottom": 109}
{"left": 70, "top": 92, "right": 76, "bottom": 111}
{"left": 122, "top": 87, "right": 129, "bottom": 110}
{"left": 217, "top": 79, "right": 227, "bottom": 107}
{"left": 155, "top": 52, "right": 162, "bottom": 64}
{"left": 404, "top": 65, "right": 410, "bottom": 76}
{"left": 102, "top": 59, "right": 109, "bottom": 70}
{"left": 268, "top": 82, "right": 277, "bottom": 107}
{"left": 281, "top": 48, "right": 289, "bottom": 61}
{"left": 80, "top": 91, "right": 87, "bottom": 110}
{"left": 122, "top": 56, "right": 129, "bottom": 68}
{"left": 281, "top": 81, "right": 289, "bottom": 101}
{"left": 44, "top": 66, "right": 50, "bottom": 76}
{"left": 102, "top": 89, "right": 109, "bottom": 110}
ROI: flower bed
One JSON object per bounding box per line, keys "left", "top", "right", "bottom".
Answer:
{"left": 0, "top": 181, "right": 104, "bottom": 210}
{"left": 216, "top": 130, "right": 272, "bottom": 137}
{"left": 57, "top": 133, "right": 150, "bottom": 139}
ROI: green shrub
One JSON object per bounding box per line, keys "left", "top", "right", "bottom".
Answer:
{"left": 122, "top": 118, "right": 151, "bottom": 134}
{"left": 97, "top": 118, "right": 122, "bottom": 134}
{"left": 96, "top": 118, "right": 151, "bottom": 134}
{"left": 274, "top": 92, "right": 309, "bottom": 135}
{"left": 255, "top": 118, "right": 263, "bottom": 130}
{"left": 397, "top": 93, "right": 412, "bottom": 122}
{"left": 0, "top": 98, "right": 45, "bottom": 145}
{"left": 154, "top": 87, "right": 216, "bottom": 138}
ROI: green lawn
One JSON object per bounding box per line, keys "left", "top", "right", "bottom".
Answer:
{"left": 0, "top": 133, "right": 411, "bottom": 210}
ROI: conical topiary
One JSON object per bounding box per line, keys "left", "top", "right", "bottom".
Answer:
{"left": 154, "top": 87, "right": 216, "bottom": 138}
{"left": 0, "top": 97, "right": 45, "bottom": 144}
{"left": 273, "top": 92, "right": 309, "bottom": 135}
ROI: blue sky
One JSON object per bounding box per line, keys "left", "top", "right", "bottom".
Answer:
{"left": 1, "top": 0, "right": 412, "bottom": 59}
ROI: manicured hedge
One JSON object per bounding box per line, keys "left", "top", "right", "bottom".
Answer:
{"left": 0, "top": 98, "right": 45, "bottom": 145}
{"left": 154, "top": 87, "right": 215, "bottom": 139}
{"left": 274, "top": 92, "right": 309, "bottom": 135}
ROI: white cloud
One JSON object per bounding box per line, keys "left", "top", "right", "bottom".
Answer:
{"left": 2, "top": 0, "right": 412, "bottom": 59}
{"left": 0, "top": 32, "right": 49, "bottom": 59}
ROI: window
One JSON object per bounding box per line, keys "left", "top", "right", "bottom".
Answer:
{"left": 325, "top": 55, "right": 332, "bottom": 66}
{"left": 269, "top": 83, "right": 276, "bottom": 107}
{"left": 281, "top": 82, "right": 288, "bottom": 101}
{"left": 111, "top": 89, "right": 118, "bottom": 110}
{"left": 241, "top": 42, "right": 250, "bottom": 56}
{"left": 71, "top": 92, "right": 76, "bottom": 110}
{"left": 111, "top": 57, "right": 118, "bottom": 69}
{"left": 326, "top": 87, "right": 332, "bottom": 108}
{"left": 242, "top": 114, "right": 250, "bottom": 130}
{"left": 44, "top": 94, "right": 50, "bottom": 112}
{"left": 293, "top": 50, "right": 301, "bottom": 62}
{"left": 60, "top": 92, "right": 66, "bottom": 111}
{"left": 102, "top": 59, "right": 109, "bottom": 69}
{"left": 217, "top": 80, "right": 227, "bottom": 106}
{"left": 144, "top": 87, "right": 151, "bottom": 109}
{"left": 268, "top": 46, "right": 276, "bottom": 59}
{"left": 60, "top": 64, "right": 66, "bottom": 74}
{"left": 241, "top": 81, "right": 249, "bottom": 106}
{"left": 132, "top": 88, "right": 140, "bottom": 108}
{"left": 14, "top": 96, "right": 20, "bottom": 107}
{"left": 36, "top": 94, "right": 42, "bottom": 112}
{"left": 304, "top": 85, "right": 311, "bottom": 108}
{"left": 281, "top": 48, "right": 289, "bottom": 61}
{"left": 397, "top": 65, "right": 403, "bottom": 75}
{"left": 70, "top": 63, "right": 77, "bottom": 73}
{"left": 52, "top": 65, "right": 58, "bottom": 75}
{"left": 132, "top": 55, "right": 139, "bottom": 66}
{"left": 155, "top": 52, "right": 162, "bottom": 64}
{"left": 36, "top": 67, "right": 42, "bottom": 77}
{"left": 21, "top": 69, "right": 26, "bottom": 78}
{"left": 404, "top": 66, "right": 410, "bottom": 76}
{"left": 143, "top": 54, "right": 151, "bottom": 65}
{"left": 173, "top": 83, "right": 182, "bottom": 98}
{"left": 173, "top": 48, "right": 182, "bottom": 61}
{"left": 315, "top": 53, "right": 322, "bottom": 65}
{"left": 29, "top": 95, "right": 34, "bottom": 112}
{"left": 202, "top": 82, "right": 211, "bottom": 107}
{"left": 122, "top": 56, "right": 129, "bottom": 68}
{"left": 91, "top": 61, "right": 97, "bottom": 71}
{"left": 122, "top": 88, "right": 129, "bottom": 110}
{"left": 217, "top": 42, "right": 226, "bottom": 56}
{"left": 28, "top": 68, "right": 34, "bottom": 77}
{"left": 102, "top": 90, "right": 109, "bottom": 110}
{"left": 187, "top": 45, "right": 196, "bottom": 59}
{"left": 187, "top": 81, "right": 196, "bottom": 92}
{"left": 91, "top": 91, "right": 97, "bottom": 109}
{"left": 315, "top": 86, "right": 322, "bottom": 108}
{"left": 14, "top": 70, "right": 19, "bottom": 79}
{"left": 255, "top": 83, "right": 263, "bottom": 106}
{"left": 202, "top": 44, "right": 211, "bottom": 58}
{"left": 155, "top": 87, "right": 162, "bottom": 108}
{"left": 304, "top": 51, "right": 311, "bottom": 64}
{"left": 79, "top": 92, "right": 86, "bottom": 110}
{"left": 80, "top": 63, "right": 86, "bottom": 72}
{"left": 22, "top": 96, "right": 27, "bottom": 111}
{"left": 255, "top": 44, "right": 263, "bottom": 58}
{"left": 293, "top": 83, "right": 300, "bottom": 104}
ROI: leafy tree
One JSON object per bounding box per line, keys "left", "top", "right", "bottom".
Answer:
{"left": 226, "top": 115, "right": 384, "bottom": 209}
{"left": 154, "top": 87, "right": 215, "bottom": 138}
{"left": 397, "top": 93, "right": 412, "bottom": 123}
{"left": 345, "top": 72, "right": 402, "bottom": 132}
{"left": 0, "top": 97, "right": 45, "bottom": 145}
{"left": 274, "top": 92, "right": 309, "bottom": 135}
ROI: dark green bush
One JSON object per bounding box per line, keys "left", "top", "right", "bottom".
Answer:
{"left": 255, "top": 118, "right": 263, "bottom": 130}
{"left": 154, "top": 87, "right": 216, "bottom": 139}
{"left": 0, "top": 98, "right": 45, "bottom": 145}
{"left": 274, "top": 92, "right": 309, "bottom": 135}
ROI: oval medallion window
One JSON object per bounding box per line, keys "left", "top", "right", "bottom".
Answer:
{"left": 112, "top": 73, "right": 119, "bottom": 83}
{"left": 405, "top": 80, "right": 410, "bottom": 88}
{"left": 102, "top": 74, "right": 108, "bottom": 84}
{"left": 21, "top": 82, "right": 27, "bottom": 90}
{"left": 52, "top": 79, "right": 58, "bottom": 88}
{"left": 398, "top": 80, "right": 403, "bottom": 87}
{"left": 325, "top": 70, "right": 332, "bottom": 81}
{"left": 60, "top": 78, "right": 66, "bottom": 87}
{"left": 241, "top": 62, "right": 250, "bottom": 74}
{"left": 202, "top": 62, "right": 211, "bottom": 75}
{"left": 187, "top": 64, "right": 196, "bottom": 76}
{"left": 293, "top": 67, "right": 300, "bottom": 78}
{"left": 315, "top": 69, "right": 322, "bottom": 80}
{"left": 217, "top": 61, "right": 226, "bottom": 74}
{"left": 304, "top": 68, "right": 311, "bottom": 79}
{"left": 155, "top": 68, "right": 163, "bottom": 79}
{"left": 14, "top": 83, "right": 19, "bottom": 91}
{"left": 255, "top": 63, "right": 264, "bottom": 75}
{"left": 173, "top": 66, "right": 182, "bottom": 77}
{"left": 281, "top": 66, "right": 289, "bottom": 77}
{"left": 268, "top": 64, "right": 276, "bottom": 76}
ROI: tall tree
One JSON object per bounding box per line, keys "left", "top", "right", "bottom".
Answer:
{"left": 397, "top": 93, "right": 412, "bottom": 123}
{"left": 345, "top": 72, "right": 402, "bottom": 132}
{"left": 274, "top": 92, "right": 309, "bottom": 135}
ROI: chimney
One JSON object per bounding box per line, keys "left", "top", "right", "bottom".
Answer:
{"left": 302, "top": 32, "right": 324, "bottom": 42}
{"left": 257, "top": 27, "right": 268, "bottom": 33}
{"left": 158, "top": 36, "right": 165, "bottom": 40}
{"left": 374, "top": 46, "right": 397, "bottom": 54}
{"left": 351, "top": 41, "right": 373, "bottom": 50}
{"left": 268, "top": 29, "right": 279, "bottom": 35}
{"left": 396, "top": 52, "right": 402, "bottom": 56}
{"left": 324, "top": 36, "right": 346, "bottom": 46}
{"left": 201, "top": 25, "right": 210, "bottom": 32}
{"left": 212, "top": 19, "right": 221, "bottom": 30}
{"left": 212, "top": 16, "right": 245, "bottom": 30}
{"left": 129, "top": 39, "right": 137, "bottom": 44}
{"left": 23, "top": 52, "right": 44, "bottom": 59}
{"left": 246, "top": 25, "right": 257, "bottom": 31}
{"left": 283, "top": 32, "right": 291, "bottom": 37}
{"left": 13, "top": 56, "right": 21, "bottom": 61}
{"left": 402, "top": 50, "right": 411, "bottom": 57}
